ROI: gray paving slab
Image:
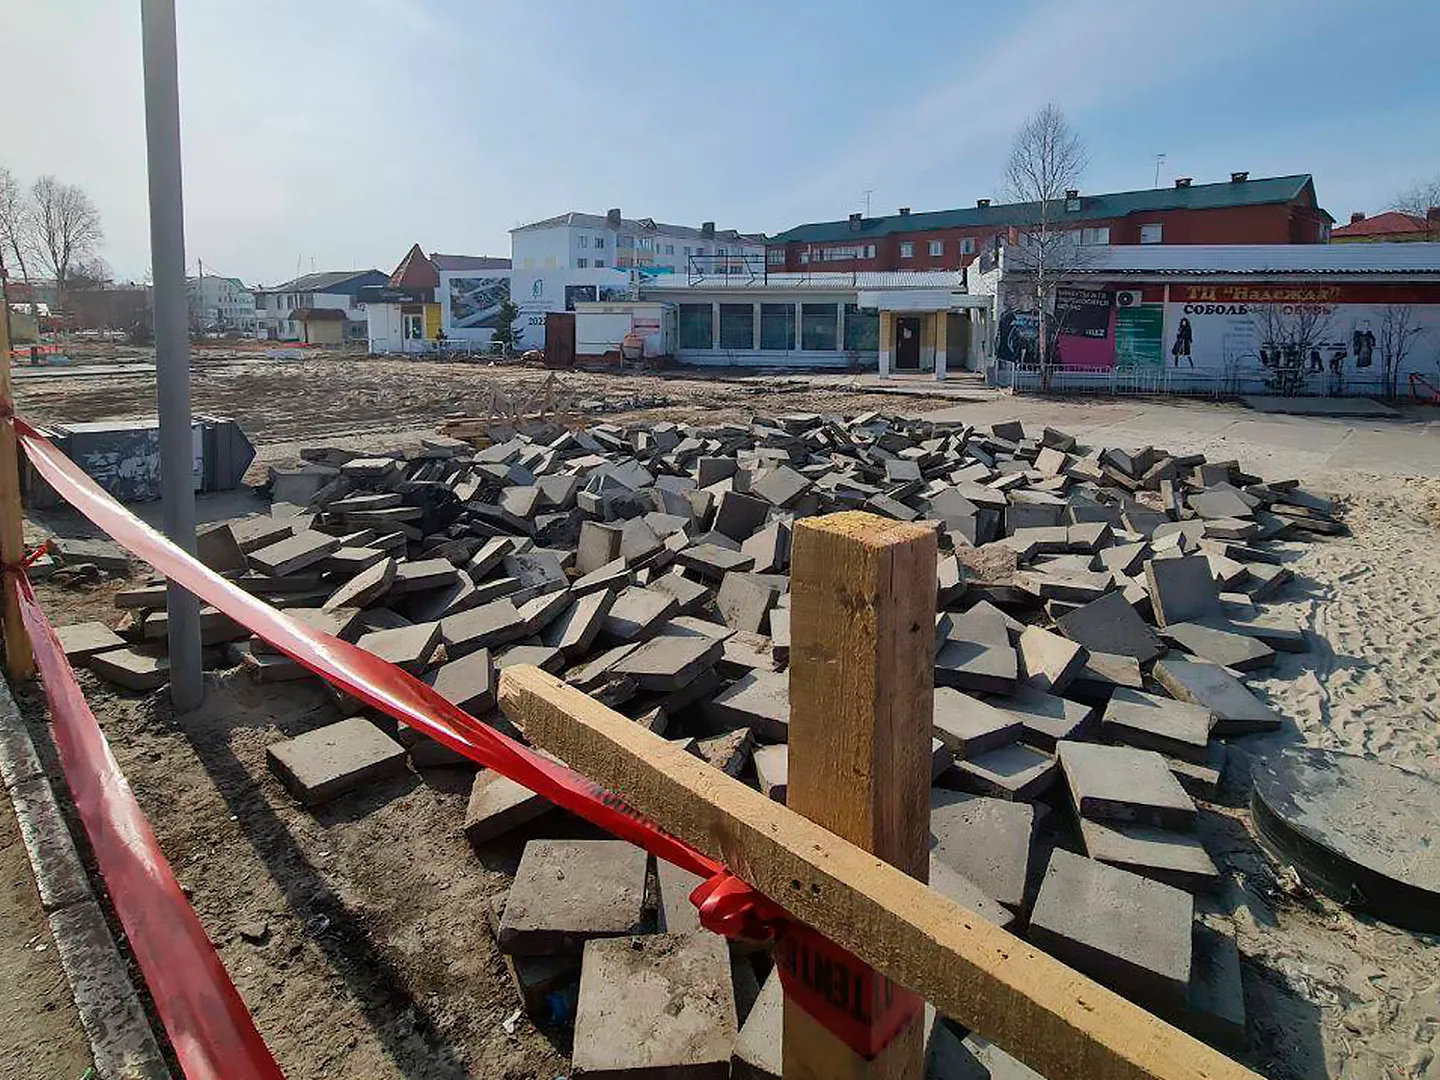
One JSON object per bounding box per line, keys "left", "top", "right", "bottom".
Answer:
{"left": 1153, "top": 658, "right": 1282, "bottom": 735}
{"left": 1163, "top": 620, "right": 1276, "bottom": 671}
{"left": 1078, "top": 818, "right": 1220, "bottom": 892}
{"left": 716, "top": 572, "right": 781, "bottom": 634}
{"left": 1029, "top": 849, "right": 1193, "bottom": 1015}
{"left": 1100, "top": 687, "right": 1214, "bottom": 764}
{"left": 1144, "top": 556, "right": 1222, "bottom": 628}
{"left": 930, "top": 791, "right": 1035, "bottom": 910}
{"left": 1184, "top": 922, "right": 1248, "bottom": 1051}
{"left": 702, "top": 670, "right": 789, "bottom": 742}
{"left": 935, "top": 638, "right": 1018, "bottom": 695}
{"left": 542, "top": 589, "right": 616, "bottom": 658}
{"left": 1017, "top": 625, "right": 1087, "bottom": 695}
{"left": 1054, "top": 591, "right": 1163, "bottom": 663}
{"left": 1057, "top": 740, "right": 1197, "bottom": 829}
{"left": 54, "top": 621, "right": 126, "bottom": 662}
{"left": 932, "top": 688, "right": 1023, "bottom": 759}
{"left": 247, "top": 530, "right": 340, "bottom": 576}
{"left": 602, "top": 585, "right": 681, "bottom": 642}
{"left": 612, "top": 632, "right": 724, "bottom": 691}
{"left": 464, "top": 770, "right": 552, "bottom": 845}
{"left": 441, "top": 598, "right": 527, "bottom": 657}
{"left": 947, "top": 742, "right": 1058, "bottom": 802}
{"left": 89, "top": 648, "right": 170, "bottom": 691}
{"left": 498, "top": 839, "right": 649, "bottom": 956}
{"left": 323, "top": 555, "right": 397, "bottom": 612}
{"left": 1000, "top": 685, "right": 1096, "bottom": 751}
{"left": 356, "top": 621, "right": 441, "bottom": 674}
{"left": 266, "top": 716, "right": 408, "bottom": 807}
{"left": 424, "top": 648, "right": 495, "bottom": 714}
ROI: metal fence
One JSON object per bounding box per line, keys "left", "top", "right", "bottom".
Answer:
{"left": 989, "top": 361, "right": 1397, "bottom": 400}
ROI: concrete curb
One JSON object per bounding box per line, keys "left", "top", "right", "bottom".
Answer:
{"left": 0, "top": 672, "right": 172, "bottom": 1080}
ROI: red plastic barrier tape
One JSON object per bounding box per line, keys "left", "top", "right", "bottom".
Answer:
{"left": 11, "top": 573, "right": 285, "bottom": 1080}
{"left": 9, "top": 414, "right": 923, "bottom": 1059}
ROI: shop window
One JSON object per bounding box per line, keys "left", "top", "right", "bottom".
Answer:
{"left": 760, "top": 304, "right": 795, "bottom": 350}
{"left": 800, "top": 303, "right": 838, "bottom": 350}
{"left": 1080, "top": 227, "right": 1111, "bottom": 245}
{"left": 843, "top": 304, "right": 879, "bottom": 352}
{"left": 678, "top": 303, "right": 713, "bottom": 349}
{"left": 719, "top": 304, "right": 755, "bottom": 349}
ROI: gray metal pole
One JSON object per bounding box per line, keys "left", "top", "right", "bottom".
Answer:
{"left": 140, "top": 0, "right": 203, "bottom": 709}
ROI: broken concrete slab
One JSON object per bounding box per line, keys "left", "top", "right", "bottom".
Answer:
{"left": 932, "top": 688, "right": 1023, "bottom": 759}
{"left": 1100, "top": 687, "right": 1213, "bottom": 765}
{"left": 498, "top": 839, "right": 649, "bottom": 956}
{"left": 930, "top": 791, "right": 1034, "bottom": 911}
{"left": 266, "top": 716, "right": 408, "bottom": 807}
{"left": 1153, "top": 657, "right": 1282, "bottom": 735}
{"left": 1029, "top": 848, "right": 1193, "bottom": 1015}
{"left": 573, "top": 934, "right": 737, "bottom": 1079}
{"left": 464, "top": 770, "right": 552, "bottom": 846}
{"left": 1016, "top": 625, "right": 1088, "bottom": 695}
{"left": 697, "top": 727, "right": 755, "bottom": 776}
{"left": 1057, "top": 740, "right": 1197, "bottom": 830}
{"left": 1054, "top": 591, "right": 1163, "bottom": 664}
{"left": 1078, "top": 818, "right": 1220, "bottom": 893}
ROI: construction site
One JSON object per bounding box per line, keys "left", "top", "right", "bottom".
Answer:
{"left": 6, "top": 4, "right": 1440, "bottom": 1079}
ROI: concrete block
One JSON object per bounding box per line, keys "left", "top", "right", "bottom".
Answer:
{"left": 388, "top": 558, "right": 460, "bottom": 595}
{"left": 515, "top": 587, "right": 573, "bottom": 635}
{"left": 1184, "top": 922, "right": 1248, "bottom": 1051}
{"left": 752, "top": 465, "right": 810, "bottom": 508}
{"left": 714, "top": 491, "right": 771, "bottom": 540}
{"left": 1057, "top": 740, "right": 1197, "bottom": 829}
{"left": 323, "top": 555, "right": 396, "bottom": 612}
{"left": 1153, "top": 657, "right": 1281, "bottom": 735}
{"left": 464, "top": 770, "right": 552, "bottom": 845}
{"left": 440, "top": 599, "right": 526, "bottom": 657}
{"left": 247, "top": 530, "right": 341, "bottom": 576}
{"left": 573, "top": 557, "right": 633, "bottom": 597}
{"left": 1029, "top": 849, "right": 1193, "bottom": 1015}
{"left": 1144, "top": 556, "right": 1222, "bottom": 628}
{"left": 1163, "top": 621, "right": 1275, "bottom": 671}
{"left": 229, "top": 514, "right": 295, "bottom": 553}
{"left": 424, "top": 649, "right": 495, "bottom": 714}
{"left": 697, "top": 727, "right": 754, "bottom": 776}
{"left": 1001, "top": 685, "right": 1096, "bottom": 751}
{"left": 934, "top": 638, "right": 1017, "bottom": 695}
{"left": 49, "top": 536, "right": 132, "bottom": 571}
{"left": 612, "top": 632, "right": 723, "bottom": 691}
{"left": 1017, "top": 625, "right": 1087, "bottom": 695}
{"left": 703, "top": 670, "right": 789, "bottom": 742}
{"left": 932, "top": 688, "right": 1022, "bottom": 759}
{"left": 655, "top": 859, "right": 706, "bottom": 935}
{"left": 1054, "top": 591, "right": 1163, "bottom": 663}
{"left": 947, "top": 742, "right": 1058, "bottom": 802}
{"left": 602, "top": 586, "right": 680, "bottom": 642}
{"left": 323, "top": 545, "right": 389, "bottom": 577}
{"left": 930, "top": 791, "right": 1034, "bottom": 911}
{"left": 498, "top": 839, "right": 648, "bottom": 956}
{"left": 741, "top": 519, "right": 791, "bottom": 574}
{"left": 648, "top": 571, "right": 712, "bottom": 614}
{"left": 675, "top": 543, "right": 755, "bottom": 581}
{"left": 496, "top": 643, "right": 566, "bottom": 672}
{"left": 542, "top": 589, "right": 617, "bottom": 658}
{"left": 753, "top": 743, "right": 788, "bottom": 802}
{"left": 1100, "top": 687, "right": 1213, "bottom": 765}
{"left": 356, "top": 620, "right": 441, "bottom": 674}
{"left": 1078, "top": 818, "right": 1220, "bottom": 893}
{"left": 1098, "top": 540, "right": 1150, "bottom": 577}
{"left": 54, "top": 621, "right": 126, "bottom": 662}
{"left": 716, "top": 572, "right": 781, "bottom": 634}
{"left": 1190, "top": 490, "right": 1253, "bottom": 520}
{"left": 195, "top": 521, "right": 247, "bottom": 572}
{"left": 573, "top": 934, "right": 737, "bottom": 1078}
{"left": 266, "top": 716, "right": 407, "bottom": 807}
{"left": 89, "top": 648, "right": 169, "bottom": 691}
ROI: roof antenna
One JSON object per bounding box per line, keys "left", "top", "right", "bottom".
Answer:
{"left": 1153, "top": 152, "right": 1167, "bottom": 189}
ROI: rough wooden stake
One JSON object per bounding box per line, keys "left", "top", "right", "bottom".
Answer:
{"left": 499, "top": 664, "right": 1261, "bottom": 1080}
{"left": 784, "top": 511, "right": 935, "bottom": 1079}
{"left": 0, "top": 290, "right": 34, "bottom": 679}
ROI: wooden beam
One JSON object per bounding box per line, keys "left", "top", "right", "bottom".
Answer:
{"left": 0, "top": 284, "right": 34, "bottom": 679}
{"left": 499, "top": 664, "right": 1261, "bottom": 1080}
{"left": 785, "top": 512, "right": 934, "bottom": 1079}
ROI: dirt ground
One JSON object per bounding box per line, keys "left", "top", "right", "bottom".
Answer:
{"left": 6, "top": 362, "right": 1440, "bottom": 1078}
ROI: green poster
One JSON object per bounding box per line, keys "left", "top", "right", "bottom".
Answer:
{"left": 1115, "top": 306, "right": 1164, "bottom": 367}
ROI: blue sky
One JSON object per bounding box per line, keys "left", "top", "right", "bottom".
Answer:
{"left": 5, "top": 0, "right": 1439, "bottom": 284}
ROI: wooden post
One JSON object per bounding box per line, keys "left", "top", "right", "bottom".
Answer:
{"left": 0, "top": 285, "right": 34, "bottom": 679}
{"left": 785, "top": 511, "right": 936, "bottom": 1079}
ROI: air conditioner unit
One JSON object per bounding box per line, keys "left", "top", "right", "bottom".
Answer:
{"left": 1114, "top": 290, "right": 1144, "bottom": 309}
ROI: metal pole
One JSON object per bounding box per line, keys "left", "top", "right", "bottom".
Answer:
{"left": 140, "top": 0, "right": 202, "bottom": 709}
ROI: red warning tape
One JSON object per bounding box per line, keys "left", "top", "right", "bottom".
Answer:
{"left": 7, "top": 413, "right": 922, "bottom": 1062}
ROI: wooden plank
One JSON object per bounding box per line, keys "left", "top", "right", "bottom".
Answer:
{"left": 499, "top": 664, "right": 1260, "bottom": 1080}
{"left": 785, "top": 511, "right": 934, "bottom": 1079}
{"left": 0, "top": 291, "right": 34, "bottom": 679}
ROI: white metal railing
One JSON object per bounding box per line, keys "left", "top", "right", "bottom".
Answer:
{"left": 990, "top": 360, "right": 1399, "bottom": 400}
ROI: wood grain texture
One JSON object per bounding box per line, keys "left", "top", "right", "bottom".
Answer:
{"left": 785, "top": 512, "right": 935, "bottom": 1079}
{"left": 499, "top": 664, "right": 1261, "bottom": 1080}
{"left": 0, "top": 300, "right": 34, "bottom": 679}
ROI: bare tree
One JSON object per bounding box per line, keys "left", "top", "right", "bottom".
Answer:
{"left": 1002, "top": 103, "right": 1091, "bottom": 388}
{"left": 1378, "top": 303, "right": 1424, "bottom": 400}
{"left": 1250, "top": 304, "right": 1335, "bottom": 397}
{"left": 29, "top": 175, "right": 104, "bottom": 311}
{"left": 0, "top": 163, "right": 32, "bottom": 287}
{"left": 1393, "top": 175, "right": 1440, "bottom": 217}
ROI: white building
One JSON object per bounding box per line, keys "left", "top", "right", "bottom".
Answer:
{"left": 252, "top": 269, "right": 388, "bottom": 342}
{"left": 186, "top": 274, "right": 256, "bottom": 333}
{"left": 511, "top": 209, "right": 766, "bottom": 278}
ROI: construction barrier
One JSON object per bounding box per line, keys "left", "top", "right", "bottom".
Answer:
{"left": 6, "top": 412, "right": 920, "bottom": 1070}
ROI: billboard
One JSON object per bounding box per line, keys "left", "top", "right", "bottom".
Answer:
{"left": 447, "top": 276, "right": 510, "bottom": 329}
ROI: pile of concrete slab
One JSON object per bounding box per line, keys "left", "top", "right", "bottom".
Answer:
{"left": 51, "top": 412, "right": 1345, "bottom": 1071}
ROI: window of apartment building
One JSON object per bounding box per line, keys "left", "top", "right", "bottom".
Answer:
{"left": 800, "top": 303, "right": 838, "bottom": 351}
{"left": 594, "top": 259, "right": 605, "bottom": 267}
{"left": 960, "top": 237, "right": 976, "bottom": 256}
{"left": 1080, "top": 227, "right": 1111, "bottom": 245}
{"left": 866, "top": 244, "right": 876, "bottom": 258}
{"left": 719, "top": 304, "right": 755, "bottom": 350}
{"left": 1140, "top": 223, "right": 1163, "bottom": 244}
{"left": 928, "top": 240, "right": 943, "bottom": 257}
{"left": 619, "top": 234, "right": 635, "bottom": 248}
{"left": 900, "top": 242, "right": 914, "bottom": 259}
{"left": 665, "top": 244, "right": 674, "bottom": 255}
{"left": 594, "top": 236, "right": 605, "bottom": 249}
{"left": 717, "top": 246, "right": 728, "bottom": 258}
{"left": 767, "top": 249, "right": 786, "bottom": 266}
{"left": 639, "top": 237, "right": 652, "bottom": 251}
{"left": 578, "top": 235, "right": 589, "bottom": 248}
{"left": 576, "top": 258, "right": 589, "bottom": 268}
{"left": 760, "top": 303, "right": 795, "bottom": 350}
{"left": 678, "top": 303, "right": 713, "bottom": 349}
{"left": 843, "top": 303, "right": 879, "bottom": 352}
{"left": 799, "top": 250, "right": 810, "bottom": 264}
{"left": 683, "top": 246, "right": 692, "bottom": 256}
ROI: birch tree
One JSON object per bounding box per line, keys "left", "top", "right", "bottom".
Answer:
{"left": 29, "top": 175, "right": 104, "bottom": 310}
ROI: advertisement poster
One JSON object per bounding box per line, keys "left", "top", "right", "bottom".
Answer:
{"left": 565, "top": 284, "right": 597, "bottom": 311}
{"left": 448, "top": 276, "right": 510, "bottom": 329}
{"left": 1114, "top": 306, "right": 1164, "bottom": 367}
{"left": 1054, "top": 287, "right": 1113, "bottom": 338}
